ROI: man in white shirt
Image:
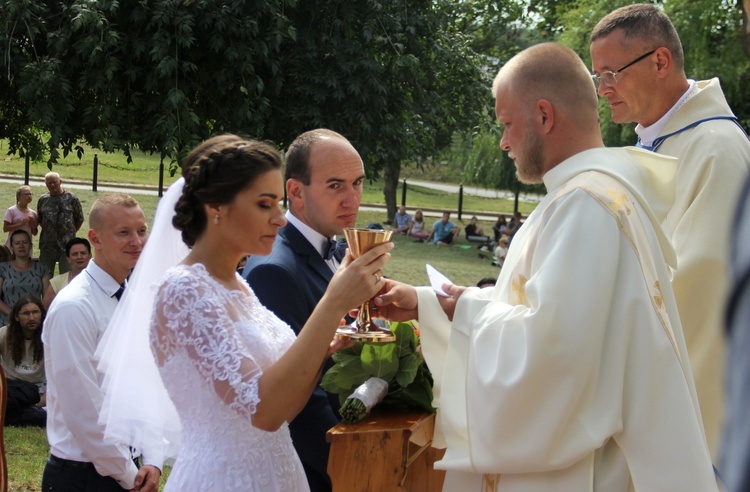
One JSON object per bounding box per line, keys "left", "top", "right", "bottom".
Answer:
{"left": 373, "top": 43, "right": 716, "bottom": 491}
{"left": 243, "top": 129, "right": 365, "bottom": 491}
{"left": 42, "top": 193, "right": 161, "bottom": 491}
{"left": 590, "top": 4, "right": 750, "bottom": 458}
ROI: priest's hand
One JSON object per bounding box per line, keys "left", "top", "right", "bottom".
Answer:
{"left": 436, "top": 283, "right": 468, "bottom": 321}
{"left": 370, "top": 279, "right": 419, "bottom": 322}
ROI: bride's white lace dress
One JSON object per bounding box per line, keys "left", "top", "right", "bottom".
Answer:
{"left": 150, "top": 263, "right": 310, "bottom": 491}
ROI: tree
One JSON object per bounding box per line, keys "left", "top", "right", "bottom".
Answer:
{"left": 666, "top": 0, "right": 750, "bottom": 128}
{"left": 556, "top": 0, "right": 750, "bottom": 144}
{"left": 1, "top": 0, "right": 297, "bottom": 168}
{"left": 439, "top": 2, "right": 552, "bottom": 209}
{"left": 264, "top": 0, "right": 488, "bottom": 222}
{"left": 2, "top": 0, "right": 489, "bottom": 219}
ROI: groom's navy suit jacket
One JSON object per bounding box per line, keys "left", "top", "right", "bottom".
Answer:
{"left": 243, "top": 222, "right": 339, "bottom": 492}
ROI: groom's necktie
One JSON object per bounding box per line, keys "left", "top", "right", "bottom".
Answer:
{"left": 324, "top": 239, "right": 347, "bottom": 262}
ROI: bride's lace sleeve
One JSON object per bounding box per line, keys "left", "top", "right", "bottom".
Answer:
{"left": 151, "top": 271, "right": 262, "bottom": 420}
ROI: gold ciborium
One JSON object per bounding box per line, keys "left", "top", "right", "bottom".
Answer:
{"left": 334, "top": 228, "right": 395, "bottom": 344}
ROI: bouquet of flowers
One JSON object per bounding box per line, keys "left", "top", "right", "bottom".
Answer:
{"left": 321, "top": 321, "right": 435, "bottom": 423}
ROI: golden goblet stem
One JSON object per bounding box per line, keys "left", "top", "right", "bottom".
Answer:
{"left": 335, "top": 228, "right": 395, "bottom": 343}
{"left": 356, "top": 300, "right": 371, "bottom": 333}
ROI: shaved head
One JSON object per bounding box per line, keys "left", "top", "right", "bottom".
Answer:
{"left": 89, "top": 193, "right": 141, "bottom": 230}
{"left": 493, "top": 43, "right": 599, "bottom": 128}
{"left": 493, "top": 43, "right": 605, "bottom": 179}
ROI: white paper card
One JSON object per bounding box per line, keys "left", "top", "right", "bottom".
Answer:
{"left": 426, "top": 264, "right": 453, "bottom": 297}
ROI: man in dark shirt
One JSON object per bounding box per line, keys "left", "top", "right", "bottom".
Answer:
{"left": 37, "top": 172, "right": 84, "bottom": 274}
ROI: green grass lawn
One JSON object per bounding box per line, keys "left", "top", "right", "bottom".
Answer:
{"left": 1, "top": 141, "right": 177, "bottom": 187}
{"left": 1, "top": 176, "right": 517, "bottom": 491}
{"left": 5, "top": 426, "right": 46, "bottom": 492}
{"left": 5, "top": 426, "right": 171, "bottom": 492}
{"left": 1, "top": 139, "right": 536, "bottom": 217}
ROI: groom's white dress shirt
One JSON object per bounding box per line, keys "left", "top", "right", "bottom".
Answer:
{"left": 285, "top": 211, "right": 340, "bottom": 272}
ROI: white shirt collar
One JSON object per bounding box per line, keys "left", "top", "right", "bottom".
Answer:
{"left": 285, "top": 211, "right": 335, "bottom": 258}
{"left": 86, "top": 259, "right": 124, "bottom": 298}
{"left": 635, "top": 80, "right": 696, "bottom": 147}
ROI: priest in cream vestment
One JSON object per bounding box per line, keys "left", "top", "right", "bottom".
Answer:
{"left": 373, "top": 43, "right": 716, "bottom": 491}
{"left": 590, "top": 5, "right": 750, "bottom": 458}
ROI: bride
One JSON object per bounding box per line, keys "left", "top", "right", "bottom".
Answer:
{"left": 97, "top": 135, "right": 391, "bottom": 491}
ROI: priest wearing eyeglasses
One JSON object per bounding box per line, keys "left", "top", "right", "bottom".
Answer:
{"left": 590, "top": 3, "right": 750, "bottom": 461}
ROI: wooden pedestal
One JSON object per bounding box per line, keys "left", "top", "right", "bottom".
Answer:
{"left": 326, "top": 410, "right": 445, "bottom": 492}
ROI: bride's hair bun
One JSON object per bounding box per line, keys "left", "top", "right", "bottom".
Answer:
{"left": 173, "top": 135, "right": 282, "bottom": 247}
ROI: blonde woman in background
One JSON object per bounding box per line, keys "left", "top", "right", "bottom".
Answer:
{"left": 407, "top": 209, "right": 429, "bottom": 242}
{"left": 3, "top": 185, "right": 38, "bottom": 248}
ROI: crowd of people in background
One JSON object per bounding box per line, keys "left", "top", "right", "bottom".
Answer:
{"left": 391, "top": 208, "right": 523, "bottom": 267}
{"left": 0, "top": 174, "right": 87, "bottom": 429}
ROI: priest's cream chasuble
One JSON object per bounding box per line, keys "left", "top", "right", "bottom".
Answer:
{"left": 417, "top": 148, "right": 717, "bottom": 491}
{"left": 655, "top": 78, "right": 750, "bottom": 457}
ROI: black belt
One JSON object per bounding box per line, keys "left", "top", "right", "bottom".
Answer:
{"left": 49, "top": 454, "right": 141, "bottom": 469}
{"left": 48, "top": 455, "right": 95, "bottom": 470}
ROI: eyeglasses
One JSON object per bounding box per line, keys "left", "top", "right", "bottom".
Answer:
{"left": 592, "top": 49, "right": 656, "bottom": 88}
{"left": 18, "top": 308, "right": 42, "bottom": 317}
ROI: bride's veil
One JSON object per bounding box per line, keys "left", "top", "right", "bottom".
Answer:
{"left": 97, "top": 177, "right": 189, "bottom": 463}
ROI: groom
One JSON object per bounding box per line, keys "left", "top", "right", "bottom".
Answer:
{"left": 243, "top": 128, "right": 365, "bottom": 491}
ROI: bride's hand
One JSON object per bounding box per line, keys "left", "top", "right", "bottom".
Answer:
{"left": 323, "top": 318, "right": 357, "bottom": 357}
{"left": 322, "top": 242, "right": 393, "bottom": 315}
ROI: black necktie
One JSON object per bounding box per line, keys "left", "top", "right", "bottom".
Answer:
{"left": 113, "top": 283, "right": 125, "bottom": 301}
{"left": 324, "top": 239, "right": 337, "bottom": 261}
{"left": 324, "top": 239, "right": 347, "bottom": 262}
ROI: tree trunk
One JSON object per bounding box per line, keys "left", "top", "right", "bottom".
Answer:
{"left": 742, "top": 0, "right": 750, "bottom": 59}
{"left": 383, "top": 163, "right": 401, "bottom": 224}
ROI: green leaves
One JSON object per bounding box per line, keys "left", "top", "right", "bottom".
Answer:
{"left": 322, "top": 321, "right": 435, "bottom": 416}
{"left": 361, "top": 343, "right": 398, "bottom": 379}
{"left": 392, "top": 320, "right": 417, "bottom": 356}
{"left": 321, "top": 363, "right": 369, "bottom": 394}
{"left": 1, "top": 0, "right": 293, "bottom": 163}
{"left": 395, "top": 353, "right": 422, "bottom": 388}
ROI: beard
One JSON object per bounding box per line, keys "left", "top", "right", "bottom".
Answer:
{"left": 514, "top": 129, "right": 545, "bottom": 184}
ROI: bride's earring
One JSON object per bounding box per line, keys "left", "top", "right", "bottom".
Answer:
{"left": 213, "top": 215, "right": 219, "bottom": 224}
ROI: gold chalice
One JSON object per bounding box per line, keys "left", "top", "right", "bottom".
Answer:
{"left": 335, "top": 228, "right": 395, "bottom": 344}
